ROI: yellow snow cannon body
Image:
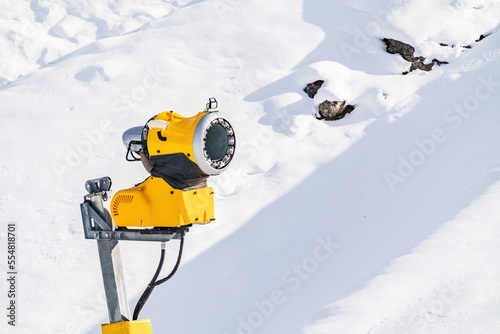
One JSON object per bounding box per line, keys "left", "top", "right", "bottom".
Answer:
{"left": 111, "top": 99, "right": 235, "bottom": 229}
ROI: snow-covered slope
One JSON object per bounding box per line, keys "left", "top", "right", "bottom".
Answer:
{"left": 0, "top": 0, "right": 499, "bottom": 333}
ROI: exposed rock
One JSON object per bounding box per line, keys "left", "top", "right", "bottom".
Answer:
{"left": 432, "top": 58, "right": 448, "bottom": 66}
{"left": 441, "top": 33, "right": 490, "bottom": 49}
{"left": 304, "top": 80, "right": 325, "bottom": 98}
{"left": 459, "top": 33, "right": 490, "bottom": 48}
{"left": 476, "top": 34, "right": 489, "bottom": 42}
{"left": 383, "top": 38, "right": 416, "bottom": 62}
{"left": 404, "top": 58, "right": 448, "bottom": 75}
{"left": 316, "top": 100, "right": 355, "bottom": 121}
{"left": 383, "top": 38, "right": 448, "bottom": 75}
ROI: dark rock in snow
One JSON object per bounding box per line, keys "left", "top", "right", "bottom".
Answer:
{"left": 476, "top": 34, "right": 489, "bottom": 42}
{"left": 461, "top": 33, "right": 490, "bottom": 49}
{"left": 316, "top": 100, "right": 355, "bottom": 121}
{"left": 383, "top": 38, "right": 448, "bottom": 75}
{"left": 304, "top": 80, "right": 325, "bottom": 98}
{"left": 383, "top": 38, "right": 416, "bottom": 62}
{"left": 432, "top": 58, "right": 448, "bottom": 66}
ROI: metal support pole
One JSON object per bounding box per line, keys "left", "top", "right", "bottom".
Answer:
{"left": 85, "top": 178, "right": 131, "bottom": 323}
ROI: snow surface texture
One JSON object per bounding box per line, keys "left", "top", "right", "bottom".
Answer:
{"left": 0, "top": 0, "right": 499, "bottom": 333}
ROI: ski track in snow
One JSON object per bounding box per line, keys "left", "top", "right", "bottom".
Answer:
{"left": 0, "top": 0, "right": 499, "bottom": 333}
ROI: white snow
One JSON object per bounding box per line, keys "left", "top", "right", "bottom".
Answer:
{"left": 0, "top": 0, "right": 499, "bottom": 333}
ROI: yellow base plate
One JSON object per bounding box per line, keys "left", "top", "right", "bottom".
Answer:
{"left": 101, "top": 319, "right": 152, "bottom": 334}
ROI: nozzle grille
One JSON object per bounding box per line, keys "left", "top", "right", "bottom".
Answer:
{"left": 202, "top": 118, "right": 235, "bottom": 170}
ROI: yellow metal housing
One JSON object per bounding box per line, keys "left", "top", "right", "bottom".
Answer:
{"left": 101, "top": 319, "right": 152, "bottom": 334}
{"left": 147, "top": 111, "right": 208, "bottom": 165}
{"left": 111, "top": 176, "right": 215, "bottom": 228}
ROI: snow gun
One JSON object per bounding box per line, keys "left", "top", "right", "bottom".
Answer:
{"left": 80, "top": 98, "right": 235, "bottom": 334}
{"left": 112, "top": 97, "right": 235, "bottom": 228}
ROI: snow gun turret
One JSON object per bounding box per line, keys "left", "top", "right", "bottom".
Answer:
{"left": 111, "top": 97, "right": 236, "bottom": 228}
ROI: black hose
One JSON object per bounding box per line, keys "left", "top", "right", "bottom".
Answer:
{"left": 133, "top": 235, "right": 185, "bottom": 321}
{"left": 154, "top": 235, "right": 184, "bottom": 285}
{"left": 132, "top": 246, "right": 165, "bottom": 320}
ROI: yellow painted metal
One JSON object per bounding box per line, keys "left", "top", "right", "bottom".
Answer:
{"left": 111, "top": 176, "right": 215, "bottom": 228}
{"left": 101, "top": 319, "right": 152, "bottom": 334}
{"left": 147, "top": 111, "right": 208, "bottom": 164}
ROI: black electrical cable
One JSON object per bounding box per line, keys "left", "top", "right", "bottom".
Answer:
{"left": 132, "top": 245, "right": 166, "bottom": 320}
{"left": 133, "top": 234, "right": 185, "bottom": 321}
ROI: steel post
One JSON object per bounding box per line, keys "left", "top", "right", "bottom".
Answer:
{"left": 86, "top": 178, "right": 131, "bottom": 323}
